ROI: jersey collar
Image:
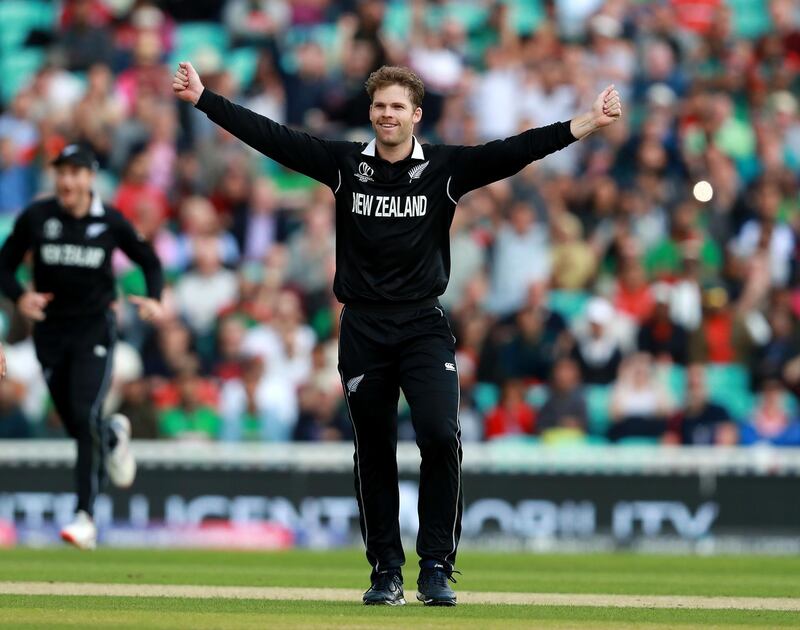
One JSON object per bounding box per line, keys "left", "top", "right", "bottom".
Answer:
{"left": 361, "top": 136, "right": 425, "bottom": 161}
{"left": 89, "top": 193, "right": 105, "bottom": 217}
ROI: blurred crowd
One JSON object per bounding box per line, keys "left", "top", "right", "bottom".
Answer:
{"left": 1, "top": 0, "right": 799, "bottom": 447}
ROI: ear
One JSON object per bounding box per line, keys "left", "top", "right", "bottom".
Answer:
{"left": 412, "top": 107, "right": 422, "bottom": 124}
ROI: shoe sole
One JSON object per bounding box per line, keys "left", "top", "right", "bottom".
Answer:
{"left": 60, "top": 530, "right": 96, "bottom": 551}
{"left": 108, "top": 415, "right": 136, "bottom": 488}
{"left": 108, "top": 457, "right": 136, "bottom": 489}
{"left": 416, "top": 593, "right": 457, "bottom": 606}
{"left": 363, "top": 598, "right": 406, "bottom": 606}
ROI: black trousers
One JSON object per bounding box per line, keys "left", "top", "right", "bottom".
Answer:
{"left": 33, "top": 311, "right": 116, "bottom": 516}
{"left": 338, "top": 300, "right": 463, "bottom": 574}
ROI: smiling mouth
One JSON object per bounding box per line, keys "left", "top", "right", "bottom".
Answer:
{"left": 379, "top": 123, "right": 398, "bottom": 129}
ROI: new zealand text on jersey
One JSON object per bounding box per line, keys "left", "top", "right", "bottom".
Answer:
{"left": 40, "top": 244, "right": 106, "bottom": 268}
{"left": 352, "top": 193, "right": 428, "bottom": 218}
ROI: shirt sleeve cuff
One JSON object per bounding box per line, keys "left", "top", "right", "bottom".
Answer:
{"left": 194, "top": 88, "right": 214, "bottom": 112}
{"left": 560, "top": 120, "right": 580, "bottom": 144}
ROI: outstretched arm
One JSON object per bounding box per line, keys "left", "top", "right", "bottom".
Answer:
{"left": 448, "top": 85, "right": 623, "bottom": 201}
{"left": 173, "top": 61, "right": 341, "bottom": 190}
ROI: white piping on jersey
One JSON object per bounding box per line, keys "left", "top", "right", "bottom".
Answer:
{"left": 361, "top": 136, "right": 425, "bottom": 160}
{"left": 336, "top": 307, "right": 376, "bottom": 571}
{"left": 446, "top": 176, "right": 457, "bottom": 205}
{"left": 445, "top": 353, "right": 463, "bottom": 568}
{"left": 334, "top": 169, "right": 342, "bottom": 194}
{"left": 89, "top": 193, "right": 105, "bottom": 217}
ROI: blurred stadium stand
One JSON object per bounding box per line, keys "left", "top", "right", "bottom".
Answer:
{"left": 0, "top": 0, "right": 799, "bottom": 450}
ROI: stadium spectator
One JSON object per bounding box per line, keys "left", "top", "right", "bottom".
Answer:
{"left": 142, "top": 317, "right": 199, "bottom": 379}
{"left": 158, "top": 365, "right": 222, "bottom": 440}
{"left": 283, "top": 42, "right": 332, "bottom": 127}
{"left": 731, "top": 180, "right": 796, "bottom": 288}
{"left": 243, "top": 289, "right": 316, "bottom": 387}
{"left": 688, "top": 285, "right": 741, "bottom": 363}
{"left": 292, "top": 381, "right": 351, "bottom": 442}
{"left": 537, "top": 357, "right": 589, "bottom": 436}
{"left": 285, "top": 202, "right": 336, "bottom": 299}
{"left": 0, "top": 138, "right": 33, "bottom": 215}
{"left": 613, "top": 259, "right": 655, "bottom": 325}
{"left": 0, "top": 379, "right": 31, "bottom": 438}
{"left": 739, "top": 377, "right": 800, "bottom": 445}
{"left": 570, "top": 297, "right": 626, "bottom": 385}
{"left": 219, "top": 355, "right": 298, "bottom": 441}
{"left": 2, "top": 336, "right": 48, "bottom": 429}
{"left": 644, "top": 199, "right": 722, "bottom": 282}
{"left": 175, "top": 195, "right": 241, "bottom": 269}
{"left": 0, "top": 91, "right": 39, "bottom": 166}
{"left": 608, "top": 352, "right": 673, "bottom": 442}
{"left": 748, "top": 303, "right": 800, "bottom": 389}
{"left": 439, "top": 199, "right": 487, "bottom": 310}
{"left": 497, "top": 290, "right": 568, "bottom": 383}
{"left": 114, "top": 150, "right": 170, "bottom": 224}
{"left": 666, "top": 363, "right": 735, "bottom": 445}
{"left": 115, "top": 29, "right": 173, "bottom": 116}
{"left": 117, "top": 378, "right": 159, "bottom": 440}
{"left": 223, "top": 0, "right": 289, "bottom": 46}
{"left": 174, "top": 235, "right": 239, "bottom": 338}
{"left": 212, "top": 315, "right": 249, "bottom": 381}
{"left": 637, "top": 283, "right": 689, "bottom": 364}
{"left": 484, "top": 379, "right": 536, "bottom": 440}
{"left": 486, "top": 200, "right": 551, "bottom": 317}
{"left": 550, "top": 210, "right": 596, "bottom": 290}
{"left": 58, "top": 0, "right": 114, "bottom": 72}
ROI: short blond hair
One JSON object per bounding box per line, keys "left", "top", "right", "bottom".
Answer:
{"left": 365, "top": 66, "right": 425, "bottom": 109}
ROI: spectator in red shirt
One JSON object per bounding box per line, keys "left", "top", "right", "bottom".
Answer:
{"left": 691, "top": 285, "right": 737, "bottom": 363}
{"left": 114, "top": 150, "right": 170, "bottom": 223}
{"left": 484, "top": 379, "right": 536, "bottom": 440}
{"left": 614, "top": 261, "right": 655, "bottom": 324}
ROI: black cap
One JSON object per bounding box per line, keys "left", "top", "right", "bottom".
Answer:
{"left": 52, "top": 144, "right": 99, "bottom": 171}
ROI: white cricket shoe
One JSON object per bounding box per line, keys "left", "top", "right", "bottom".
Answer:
{"left": 60, "top": 511, "right": 97, "bottom": 550}
{"left": 107, "top": 413, "right": 136, "bottom": 488}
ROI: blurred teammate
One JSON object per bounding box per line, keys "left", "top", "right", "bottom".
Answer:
{"left": 174, "top": 61, "right": 621, "bottom": 605}
{"left": 0, "top": 145, "right": 164, "bottom": 550}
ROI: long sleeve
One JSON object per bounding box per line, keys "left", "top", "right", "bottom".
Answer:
{"left": 448, "top": 121, "right": 577, "bottom": 201}
{"left": 113, "top": 213, "right": 164, "bottom": 300}
{"left": 0, "top": 210, "right": 32, "bottom": 302}
{"left": 195, "top": 88, "right": 342, "bottom": 190}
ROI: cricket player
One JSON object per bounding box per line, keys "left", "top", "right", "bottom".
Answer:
{"left": 174, "top": 61, "right": 621, "bottom": 605}
{"left": 0, "top": 145, "right": 164, "bottom": 549}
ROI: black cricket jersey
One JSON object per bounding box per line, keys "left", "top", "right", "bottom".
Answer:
{"left": 196, "top": 89, "right": 577, "bottom": 305}
{"left": 0, "top": 195, "right": 163, "bottom": 319}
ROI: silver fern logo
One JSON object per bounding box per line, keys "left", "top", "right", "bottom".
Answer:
{"left": 408, "top": 161, "right": 429, "bottom": 182}
{"left": 346, "top": 374, "right": 365, "bottom": 394}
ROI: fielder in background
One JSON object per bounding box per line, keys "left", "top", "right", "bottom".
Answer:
{"left": 0, "top": 145, "right": 164, "bottom": 550}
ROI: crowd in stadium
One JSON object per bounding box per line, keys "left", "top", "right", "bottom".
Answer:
{"left": 0, "top": 0, "right": 799, "bottom": 446}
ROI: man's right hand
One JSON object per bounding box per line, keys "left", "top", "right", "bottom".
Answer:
{"left": 172, "top": 61, "right": 204, "bottom": 105}
{"left": 17, "top": 291, "right": 53, "bottom": 321}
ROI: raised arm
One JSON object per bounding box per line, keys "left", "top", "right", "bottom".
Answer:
{"left": 448, "top": 84, "right": 622, "bottom": 201}
{"left": 173, "top": 61, "right": 341, "bottom": 190}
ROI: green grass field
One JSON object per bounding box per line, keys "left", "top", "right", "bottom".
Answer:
{"left": 1, "top": 548, "right": 799, "bottom": 629}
